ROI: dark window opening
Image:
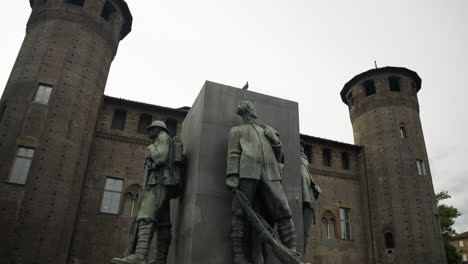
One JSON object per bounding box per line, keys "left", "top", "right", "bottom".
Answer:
{"left": 347, "top": 92, "right": 354, "bottom": 106}
{"left": 363, "top": 80, "right": 376, "bottom": 96}
{"left": 166, "top": 119, "right": 178, "bottom": 136}
{"left": 411, "top": 81, "right": 417, "bottom": 90}
{"left": 389, "top": 77, "right": 401, "bottom": 92}
{"left": 0, "top": 103, "right": 6, "bottom": 124}
{"left": 304, "top": 144, "right": 313, "bottom": 163}
{"left": 65, "top": 0, "right": 85, "bottom": 6}
{"left": 101, "top": 1, "right": 116, "bottom": 21}
{"left": 322, "top": 148, "right": 332, "bottom": 167}
{"left": 400, "top": 126, "right": 407, "bottom": 139}
{"left": 137, "top": 114, "right": 152, "bottom": 134}
{"left": 111, "top": 109, "right": 126, "bottom": 130}
{"left": 341, "top": 152, "right": 349, "bottom": 169}
{"left": 384, "top": 232, "right": 395, "bottom": 249}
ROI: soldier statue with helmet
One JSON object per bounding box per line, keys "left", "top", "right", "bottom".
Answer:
{"left": 112, "top": 120, "right": 184, "bottom": 264}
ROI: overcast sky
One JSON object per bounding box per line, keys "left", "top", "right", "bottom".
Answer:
{"left": 1, "top": 1, "right": 467, "bottom": 232}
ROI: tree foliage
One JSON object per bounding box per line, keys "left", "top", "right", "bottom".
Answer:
{"left": 436, "top": 190, "right": 462, "bottom": 264}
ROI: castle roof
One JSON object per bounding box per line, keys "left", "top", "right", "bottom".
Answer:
{"left": 340, "top": 66, "right": 422, "bottom": 104}
{"left": 450, "top": 231, "right": 468, "bottom": 240}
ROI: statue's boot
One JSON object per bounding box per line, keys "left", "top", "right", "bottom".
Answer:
{"left": 277, "top": 218, "right": 298, "bottom": 251}
{"left": 232, "top": 237, "right": 253, "bottom": 264}
{"left": 149, "top": 223, "right": 172, "bottom": 264}
{"left": 277, "top": 218, "right": 312, "bottom": 264}
{"left": 112, "top": 221, "right": 154, "bottom": 264}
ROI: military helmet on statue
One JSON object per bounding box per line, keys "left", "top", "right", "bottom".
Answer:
{"left": 147, "top": 120, "right": 168, "bottom": 131}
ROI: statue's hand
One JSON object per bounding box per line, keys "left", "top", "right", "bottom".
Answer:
{"left": 262, "top": 125, "right": 280, "bottom": 145}
{"left": 226, "top": 174, "right": 239, "bottom": 189}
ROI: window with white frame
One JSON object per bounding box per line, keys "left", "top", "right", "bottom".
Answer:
{"left": 416, "top": 159, "right": 427, "bottom": 176}
{"left": 340, "top": 207, "right": 351, "bottom": 240}
{"left": 8, "top": 147, "right": 35, "bottom": 184}
{"left": 462, "top": 253, "right": 467, "bottom": 262}
{"left": 34, "top": 84, "right": 53, "bottom": 104}
{"left": 100, "top": 178, "right": 123, "bottom": 214}
{"left": 460, "top": 240, "right": 464, "bottom": 247}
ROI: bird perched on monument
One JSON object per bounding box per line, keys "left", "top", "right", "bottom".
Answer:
{"left": 242, "top": 82, "right": 249, "bottom": 90}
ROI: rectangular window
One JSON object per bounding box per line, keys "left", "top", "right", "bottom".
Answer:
{"left": 341, "top": 152, "right": 349, "bottom": 169}
{"left": 463, "top": 253, "right": 467, "bottom": 262}
{"left": 322, "top": 148, "right": 332, "bottom": 167}
{"left": 340, "top": 208, "right": 351, "bottom": 240}
{"left": 65, "top": 0, "right": 85, "bottom": 6}
{"left": 33, "top": 84, "right": 53, "bottom": 104}
{"left": 460, "top": 240, "right": 464, "bottom": 247}
{"left": 111, "top": 109, "right": 127, "bottom": 130}
{"left": 364, "top": 80, "right": 376, "bottom": 96}
{"left": 389, "top": 77, "right": 401, "bottom": 92}
{"left": 416, "top": 159, "right": 427, "bottom": 176}
{"left": 8, "top": 147, "right": 35, "bottom": 185}
{"left": 137, "top": 114, "right": 152, "bottom": 134}
{"left": 166, "top": 118, "right": 178, "bottom": 136}
{"left": 101, "top": 1, "right": 116, "bottom": 21}
{"left": 100, "top": 178, "right": 123, "bottom": 214}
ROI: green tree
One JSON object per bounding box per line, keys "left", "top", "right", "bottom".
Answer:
{"left": 436, "top": 190, "right": 462, "bottom": 264}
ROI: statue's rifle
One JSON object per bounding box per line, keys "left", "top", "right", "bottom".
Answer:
{"left": 123, "top": 160, "right": 151, "bottom": 257}
{"left": 233, "top": 189, "right": 302, "bottom": 264}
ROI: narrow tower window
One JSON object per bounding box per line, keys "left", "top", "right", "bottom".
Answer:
{"left": 101, "top": 1, "right": 116, "bottom": 21}
{"left": 100, "top": 177, "right": 123, "bottom": 214}
{"left": 384, "top": 232, "right": 395, "bottom": 249}
{"left": 137, "top": 114, "right": 152, "bottom": 134}
{"left": 346, "top": 92, "right": 354, "bottom": 107}
{"left": 8, "top": 147, "right": 35, "bottom": 185}
{"left": 389, "top": 77, "right": 401, "bottom": 92}
{"left": 322, "top": 148, "right": 332, "bottom": 167}
{"left": 65, "top": 0, "right": 85, "bottom": 6}
{"left": 111, "top": 109, "right": 127, "bottom": 130}
{"left": 341, "top": 152, "right": 349, "bottom": 169}
{"left": 400, "top": 126, "right": 407, "bottom": 139}
{"left": 33, "top": 84, "right": 53, "bottom": 104}
{"left": 363, "top": 80, "right": 376, "bottom": 96}
{"left": 463, "top": 254, "right": 467, "bottom": 262}
{"left": 416, "top": 159, "right": 427, "bottom": 176}
{"left": 166, "top": 118, "right": 178, "bottom": 136}
{"left": 340, "top": 208, "right": 351, "bottom": 240}
{"left": 0, "top": 102, "right": 6, "bottom": 124}
{"left": 460, "top": 240, "right": 464, "bottom": 247}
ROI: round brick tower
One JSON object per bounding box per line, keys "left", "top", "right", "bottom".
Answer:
{"left": 0, "top": 1, "right": 132, "bottom": 263}
{"left": 341, "top": 67, "right": 446, "bottom": 264}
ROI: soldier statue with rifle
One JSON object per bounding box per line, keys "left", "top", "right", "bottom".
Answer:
{"left": 300, "top": 141, "right": 321, "bottom": 253}
{"left": 112, "top": 120, "right": 183, "bottom": 264}
{"left": 226, "top": 101, "right": 308, "bottom": 264}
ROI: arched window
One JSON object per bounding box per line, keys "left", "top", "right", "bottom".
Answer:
{"left": 121, "top": 184, "right": 142, "bottom": 217}
{"left": 399, "top": 126, "right": 407, "bottom": 139}
{"left": 321, "top": 211, "right": 337, "bottom": 240}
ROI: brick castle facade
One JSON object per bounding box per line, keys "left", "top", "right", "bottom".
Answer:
{"left": 0, "top": 1, "right": 447, "bottom": 263}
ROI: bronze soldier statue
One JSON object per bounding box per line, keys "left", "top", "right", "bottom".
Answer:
{"left": 112, "top": 121, "right": 182, "bottom": 264}
{"left": 226, "top": 101, "right": 300, "bottom": 264}
{"left": 300, "top": 142, "right": 321, "bottom": 253}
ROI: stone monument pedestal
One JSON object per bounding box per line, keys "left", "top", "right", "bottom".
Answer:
{"left": 170, "top": 81, "right": 302, "bottom": 264}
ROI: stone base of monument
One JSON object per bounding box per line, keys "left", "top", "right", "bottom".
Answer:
{"left": 169, "top": 81, "right": 303, "bottom": 264}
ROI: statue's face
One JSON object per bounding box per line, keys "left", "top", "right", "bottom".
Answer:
{"left": 148, "top": 127, "right": 160, "bottom": 139}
